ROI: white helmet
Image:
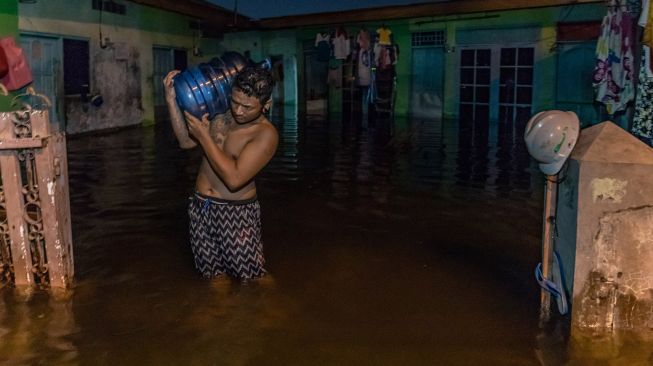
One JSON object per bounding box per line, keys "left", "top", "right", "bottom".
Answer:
{"left": 524, "top": 110, "right": 580, "bottom": 176}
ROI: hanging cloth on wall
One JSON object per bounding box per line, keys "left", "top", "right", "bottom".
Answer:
{"left": 315, "top": 32, "right": 331, "bottom": 62}
{"left": 0, "top": 37, "right": 33, "bottom": 91}
{"left": 632, "top": 55, "right": 653, "bottom": 145}
{"left": 357, "top": 49, "right": 371, "bottom": 86}
{"left": 357, "top": 29, "right": 371, "bottom": 50}
{"left": 327, "top": 58, "right": 342, "bottom": 88}
{"left": 592, "top": 7, "right": 636, "bottom": 115}
{"left": 640, "top": 0, "right": 653, "bottom": 75}
{"left": 373, "top": 44, "right": 396, "bottom": 70}
{"left": 376, "top": 26, "right": 392, "bottom": 46}
{"left": 333, "top": 27, "right": 350, "bottom": 60}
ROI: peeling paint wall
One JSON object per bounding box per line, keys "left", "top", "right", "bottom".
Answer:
{"left": 65, "top": 43, "right": 143, "bottom": 134}
{"left": 17, "top": 0, "right": 211, "bottom": 133}
{"left": 576, "top": 206, "right": 653, "bottom": 330}
{"left": 590, "top": 177, "right": 628, "bottom": 203}
{"left": 566, "top": 162, "right": 653, "bottom": 332}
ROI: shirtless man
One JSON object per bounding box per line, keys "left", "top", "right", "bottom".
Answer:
{"left": 163, "top": 66, "right": 278, "bottom": 280}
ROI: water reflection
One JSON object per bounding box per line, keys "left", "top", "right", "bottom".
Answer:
{"left": 0, "top": 290, "right": 78, "bottom": 365}
{"left": 0, "top": 113, "right": 649, "bottom": 364}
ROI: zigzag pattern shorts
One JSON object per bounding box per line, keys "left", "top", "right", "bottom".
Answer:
{"left": 188, "top": 192, "right": 266, "bottom": 279}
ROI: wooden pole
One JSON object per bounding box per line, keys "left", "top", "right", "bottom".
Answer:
{"left": 540, "top": 176, "right": 557, "bottom": 324}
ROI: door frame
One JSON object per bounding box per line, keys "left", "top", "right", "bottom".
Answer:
{"left": 19, "top": 32, "right": 63, "bottom": 127}
{"left": 410, "top": 45, "right": 445, "bottom": 120}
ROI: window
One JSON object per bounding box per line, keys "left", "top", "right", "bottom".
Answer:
{"left": 63, "top": 38, "right": 90, "bottom": 95}
{"left": 499, "top": 47, "right": 534, "bottom": 124}
{"left": 458, "top": 46, "right": 535, "bottom": 124}
{"left": 411, "top": 31, "right": 446, "bottom": 47}
{"left": 459, "top": 49, "right": 491, "bottom": 123}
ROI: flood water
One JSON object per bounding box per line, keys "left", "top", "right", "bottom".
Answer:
{"left": 1, "top": 111, "right": 651, "bottom": 365}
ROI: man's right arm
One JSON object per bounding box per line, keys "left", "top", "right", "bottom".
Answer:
{"left": 163, "top": 70, "right": 197, "bottom": 149}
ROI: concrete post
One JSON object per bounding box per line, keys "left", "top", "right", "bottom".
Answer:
{"left": 555, "top": 121, "right": 653, "bottom": 332}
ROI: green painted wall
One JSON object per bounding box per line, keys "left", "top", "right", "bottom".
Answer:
{"left": 9, "top": 2, "right": 605, "bottom": 124}
{"left": 0, "top": 0, "right": 19, "bottom": 111}
{"left": 219, "top": 3, "right": 604, "bottom": 121}
{"left": 409, "top": 4, "right": 604, "bottom": 118}
{"left": 17, "top": 0, "right": 202, "bottom": 128}
{"left": 18, "top": 0, "right": 190, "bottom": 36}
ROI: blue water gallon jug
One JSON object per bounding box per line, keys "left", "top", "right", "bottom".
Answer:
{"left": 173, "top": 52, "right": 271, "bottom": 120}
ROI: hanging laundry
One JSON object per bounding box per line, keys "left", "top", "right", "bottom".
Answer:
{"left": 315, "top": 32, "right": 331, "bottom": 62}
{"left": 327, "top": 58, "right": 342, "bottom": 88}
{"left": 333, "top": 27, "right": 350, "bottom": 60}
{"left": 640, "top": 0, "right": 652, "bottom": 75}
{"left": 374, "top": 45, "right": 393, "bottom": 70}
{"left": 390, "top": 44, "right": 400, "bottom": 65}
{"left": 592, "top": 7, "right": 636, "bottom": 115}
{"left": 376, "top": 25, "right": 392, "bottom": 46}
{"left": 357, "top": 49, "right": 371, "bottom": 86}
{"left": 632, "top": 54, "right": 653, "bottom": 145}
{"left": 357, "top": 28, "right": 371, "bottom": 51}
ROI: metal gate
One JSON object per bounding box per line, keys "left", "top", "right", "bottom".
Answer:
{"left": 0, "top": 99, "right": 73, "bottom": 290}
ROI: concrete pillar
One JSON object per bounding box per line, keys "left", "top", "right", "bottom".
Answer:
{"left": 555, "top": 121, "right": 653, "bottom": 332}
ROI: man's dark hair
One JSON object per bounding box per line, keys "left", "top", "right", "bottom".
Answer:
{"left": 234, "top": 66, "right": 274, "bottom": 103}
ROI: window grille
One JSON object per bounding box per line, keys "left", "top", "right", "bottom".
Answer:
{"left": 411, "top": 31, "right": 446, "bottom": 47}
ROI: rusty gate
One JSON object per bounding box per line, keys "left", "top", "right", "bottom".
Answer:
{"left": 0, "top": 102, "right": 74, "bottom": 289}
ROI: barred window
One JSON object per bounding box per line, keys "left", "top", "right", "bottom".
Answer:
{"left": 411, "top": 31, "right": 446, "bottom": 47}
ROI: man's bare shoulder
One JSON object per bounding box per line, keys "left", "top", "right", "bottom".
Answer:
{"left": 211, "top": 110, "right": 234, "bottom": 127}
{"left": 255, "top": 117, "right": 278, "bottom": 139}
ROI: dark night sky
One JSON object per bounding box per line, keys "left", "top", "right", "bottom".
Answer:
{"left": 207, "top": 0, "right": 443, "bottom": 19}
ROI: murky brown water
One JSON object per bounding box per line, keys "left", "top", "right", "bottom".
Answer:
{"left": 1, "top": 112, "right": 652, "bottom": 365}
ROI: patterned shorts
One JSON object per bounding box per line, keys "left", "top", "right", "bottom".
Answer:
{"left": 188, "top": 192, "right": 266, "bottom": 279}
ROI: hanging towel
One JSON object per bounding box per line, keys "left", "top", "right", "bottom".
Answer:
{"left": 593, "top": 8, "right": 636, "bottom": 115}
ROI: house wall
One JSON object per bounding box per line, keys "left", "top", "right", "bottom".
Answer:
{"left": 10, "top": 2, "right": 606, "bottom": 131}
{"left": 409, "top": 4, "right": 604, "bottom": 119}
{"left": 219, "top": 3, "right": 604, "bottom": 121}
{"left": 0, "top": 0, "right": 19, "bottom": 112}
{"left": 17, "top": 0, "right": 202, "bottom": 133}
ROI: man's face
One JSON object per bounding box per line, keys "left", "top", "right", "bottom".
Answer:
{"left": 230, "top": 88, "right": 265, "bottom": 124}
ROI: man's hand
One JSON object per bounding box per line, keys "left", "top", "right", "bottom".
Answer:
{"left": 185, "top": 111, "right": 211, "bottom": 143}
{"left": 163, "top": 70, "right": 181, "bottom": 102}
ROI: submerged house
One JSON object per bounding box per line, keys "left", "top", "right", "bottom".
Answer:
{"left": 0, "top": 0, "right": 607, "bottom": 134}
